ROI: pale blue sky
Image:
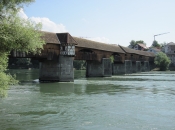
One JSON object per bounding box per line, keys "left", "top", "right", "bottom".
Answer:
{"left": 22, "top": 0, "right": 175, "bottom": 47}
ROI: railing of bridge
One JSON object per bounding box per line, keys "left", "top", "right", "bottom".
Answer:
{"left": 132, "top": 57, "right": 144, "bottom": 62}
{"left": 130, "top": 57, "right": 137, "bottom": 61}
{"left": 139, "top": 57, "right": 145, "bottom": 62}
{"left": 124, "top": 56, "right": 146, "bottom": 62}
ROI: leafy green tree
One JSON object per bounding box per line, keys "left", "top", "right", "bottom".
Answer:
{"left": 110, "top": 55, "right": 114, "bottom": 63}
{"left": 16, "top": 58, "right": 31, "bottom": 65}
{"left": 0, "top": 0, "right": 45, "bottom": 97}
{"left": 135, "top": 40, "right": 146, "bottom": 45}
{"left": 160, "top": 42, "right": 167, "bottom": 48}
{"left": 152, "top": 40, "right": 160, "bottom": 48}
{"left": 73, "top": 60, "right": 86, "bottom": 70}
{"left": 129, "top": 40, "right": 136, "bottom": 48}
{"left": 0, "top": 0, "right": 33, "bottom": 14}
{"left": 129, "top": 40, "right": 146, "bottom": 48}
{"left": 154, "top": 52, "right": 171, "bottom": 71}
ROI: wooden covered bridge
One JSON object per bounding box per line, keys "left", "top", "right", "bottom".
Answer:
{"left": 10, "top": 31, "right": 155, "bottom": 82}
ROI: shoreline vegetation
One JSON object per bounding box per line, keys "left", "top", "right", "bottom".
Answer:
{"left": 0, "top": 0, "right": 46, "bottom": 97}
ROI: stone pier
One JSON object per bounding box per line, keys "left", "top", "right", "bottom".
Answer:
{"left": 112, "top": 63, "right": 125, "bottom": 75}
{"left": 39, "top": 56, "right": 74, "bottom": 82}
{"left": 125, "top": 60, "right": 132, "bottom": 74}
{"left": 141, "top": 61, "right": 150, "bottom": 72}
{"left": 132, "top": 61, "right": 141, "bottom": 73}
{"left": 86, "top": 58, "right": 112, "bottom": 77}
{"left": 144, "top": 61, "right": 150, "bottom": 71}
{"left": 136, "top": 61, "right": 141, "bottom": 72}
{"left": 112, "top": 60, "right": 132, "bottom": 75}
{"left": 149, "top": 62, "right": 155, "bottom": 70}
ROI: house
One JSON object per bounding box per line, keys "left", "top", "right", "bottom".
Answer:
{"left": 147, "top": 48, "right": 161, "bottom": 55}
{"left": 134, "top": 43, "right": 148, "bottom": 51}
{"left": 165, "top": 42, "right": 175, "bottom": 66}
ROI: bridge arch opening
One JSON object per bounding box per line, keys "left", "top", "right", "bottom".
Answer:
{"left": 111, "top": 53, "right": 123, "bottom": 63}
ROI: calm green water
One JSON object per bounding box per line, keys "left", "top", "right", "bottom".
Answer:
{"left": 0, "top": 70, "right": 175, "bottom": 130}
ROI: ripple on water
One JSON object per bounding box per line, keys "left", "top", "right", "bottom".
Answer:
{"left": 0, "top": 70, "right": 175, "bottom": 130}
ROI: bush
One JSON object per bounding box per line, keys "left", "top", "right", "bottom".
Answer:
{"left": 154, "top": 52, "right": 171, "bottom": 71}
{"left": 73, "top": 60, "right": 86, "bottom": 70}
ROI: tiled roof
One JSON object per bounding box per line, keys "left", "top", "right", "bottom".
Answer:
{"left": 73, "top": 37, "right": 125, "bottom": 53}
{"left": 119, "top": 45, "right": 155, "bottom": 57}
{"left": 137, "top": 43, "right": 148, "bottom": 49}
{"left": 41, "top": 31, "right": 60, "bottom": 44}
{"left": 57, "top": 33, "right": 78, "bottom": 44}
{"left": 167, "top": 42, "right": 175, "bottom": 45}
{"left": 148, "top": 48, "right": 161, "bottom": 52}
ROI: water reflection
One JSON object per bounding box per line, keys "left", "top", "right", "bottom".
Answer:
{"left": 35, "top": 79, "right": 133, "bottom": 96}
{"left": 37, "top": 82, "right": 74, "bottom": 95}
{"left": 8, "top": 69, "right": 39, "bottom": 82}
{"left": 84, "top": 84, "right": 132, "bottom": 95}
{"left": 1, "top": 69, "right": 175, "bottom": 130}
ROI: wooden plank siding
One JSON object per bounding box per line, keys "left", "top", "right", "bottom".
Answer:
{"left": 73, "top": 37, "right": 125, "bottom": 62}
{"left": 9, "top": 31, "right": 155, "bottom": 63}
{"left": 75, "top": 46, "right": 125, "bottom": 63}
{"left": 10, "top": 43, "right": 60, "bottom": 60}
{"left": 119, "top": 45, "right": 155, "bottom": 62}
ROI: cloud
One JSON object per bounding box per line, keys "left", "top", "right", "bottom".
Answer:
{"left": 18, "top": 9, "right": 109, "bottom": 43}
{"left": 30, "top": 17, "right": 67, "bottom": 33}
{"left": 85, "top": 37, "right": 110, "bottom": 44}
{"left": 18, "top": 9, "right": 67, "bottom": 33}
{"left": 18, "top": 8, "right": 28, "bottom": 19}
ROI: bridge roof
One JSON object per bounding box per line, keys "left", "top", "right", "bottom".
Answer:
{"left": 119, "top": 45, "right": 155, "bottom": 57}
{"left": 41, "top": 31, "right": 60, "bottom": 44}
{"left": 73, "top": 37, "right": 125, "bottom": 54}
{"left": 57, "top": 33, "right": 78, "bottom": 45}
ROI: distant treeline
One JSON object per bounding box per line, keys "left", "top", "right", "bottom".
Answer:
{"left": 8, "top": 58, "right": 39, "bottom": 69}
{"left": 73, "top": 60, "right": 86, "bottom": 70}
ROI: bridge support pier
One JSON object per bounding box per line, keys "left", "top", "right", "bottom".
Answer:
{"left": 149, "top": 62, "right": 155, "bottom": 70}
{"left": 132, "top": 61, "right": 141, "bottom": 73}
{"left": 141, "top": 61, "right": 150, "bottom": 72}
{"left": 144, "top": 61, "right": 150, "bottom": 72}
{"left": 112, "top": 60, "right": 132, "bottom": 75}
{"left": 112, "top": 63, "right": 125, "bottom": 75}
{"left": 86, "top": 58, "right": 112, "bottom": 77}
{"left": 125, "top": 60, "right": 132, "bottom": 74}
{"left": 39, "top": 56, "right": 74, "bottom": 82}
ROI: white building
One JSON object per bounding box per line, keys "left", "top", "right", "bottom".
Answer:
{"left": 165, "top": 42, "right": 175, "bottom": 66}
{"left": 147, "top": 48, "right": 161, "bottom": 55}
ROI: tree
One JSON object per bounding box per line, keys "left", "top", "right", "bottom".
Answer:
{"left": 154, "top": 52, "right": 171, "bottom": 71}
{"left": 0, "top": 0, "right": 45, "bottom": 97}
{"left": 135, "top": 40, "right": 146, "bottom": 45}
{"left": 160, "top": 42, "right": 167, "bottom": 52}
{"left": 152, "top": 40, "right": 160, "bottom": 48}
{"left": 129, "top": 40, "right": 136, "bottom": 48}
{"left": 16, "top": 58, "right": 31, "bottom": 66}
{"left": 129, "top": 40, "right": 146, "bottom": 48}
{"left": 0, "top": 0, "right": 34, "bottom": 13}
{"left": 110, "top": 55, "right": 114, "bottom": 63}
{"left": 73, "top": 60, "right": 86, "bottom": 70}
{"left": 160, "top": 42, "right": 167, "bottom": 48}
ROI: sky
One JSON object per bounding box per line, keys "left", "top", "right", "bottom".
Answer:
{"left": 20, "top": 0, "right": 175, "bottom": 47}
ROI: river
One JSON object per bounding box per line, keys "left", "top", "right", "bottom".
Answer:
{"left": 0, "top": 69, "right": 175, "bottom": 130}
